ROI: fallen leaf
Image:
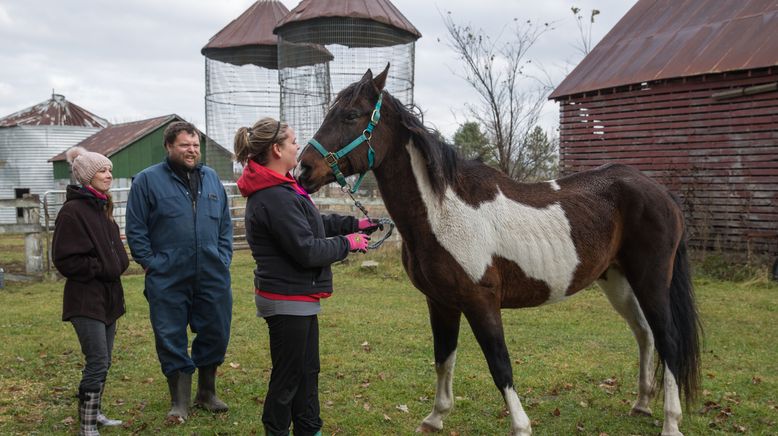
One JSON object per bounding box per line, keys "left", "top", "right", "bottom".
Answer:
{"left": 229, "top": 362, "right": 240, "bottom": 369}
{"left": 396, "top": 404, "right": 409, "bottom": 413}
{"left": 576, "top": 421, "right": 585, "bottom": 432}
{"left": 552, "top": 407, "right": 561, "bottom": 417}
{"left": 751, "top": 376, "right": 762, "bottom": 385}
{"left": 61, "top": 416, "right": 75, "bottom": 425}
{"left": 165, "top": 415, "right": 185, "bottom": 425}
{"left": 383, "top": 414, "right": 391, "bottom": 421}
{"left": 143, "top": 378, "right": 154, "bottom": 384}
{"left": 361, "top": 341, "right": 371, "bottom": 352}
{"left": 363, "top": 402, "right": 371, "bottom": 411}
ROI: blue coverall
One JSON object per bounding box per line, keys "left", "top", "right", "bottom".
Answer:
{"left": 126, "top": 160, "right": 233, "bottom": 376}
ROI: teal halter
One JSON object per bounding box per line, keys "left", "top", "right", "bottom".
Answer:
{"left": 307, "top": 94, "right": 383, "bottom": 194}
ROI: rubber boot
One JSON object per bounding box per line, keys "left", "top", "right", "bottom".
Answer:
{"left": 78, "top": 389, "right": 100, "bottom": 436}
{"left": 96, "top": 383, "right": 122, "bottom": 427}
{"left": 166, "top": 372, "right": 192, "bottom": 420}
{"left": 194, "top": 364, "right": 228, "bottom": 412}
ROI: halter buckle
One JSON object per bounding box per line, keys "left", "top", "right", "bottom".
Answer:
{"left": 363, "top": 129, "right": 372, "bottom": 141}
{"left": 325, "top": 153, "right": 339, "bottom": 166}
{"left": 370, "top": 108, "right": 380, "bottom": 124}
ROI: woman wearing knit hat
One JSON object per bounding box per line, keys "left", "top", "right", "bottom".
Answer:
{"left": 52, "top": 146, "right": 129, "bottom": 436}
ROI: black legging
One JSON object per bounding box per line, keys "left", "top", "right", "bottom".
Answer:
{"left": 262, "top": 314, "right": 321, "bottom": 436}
{"left": 71, "top": 317, "right": 116, "bottom": 393}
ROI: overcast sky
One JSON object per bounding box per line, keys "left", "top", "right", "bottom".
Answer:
{"left": 0, "top": 0, "right": 637, "bottom": 142}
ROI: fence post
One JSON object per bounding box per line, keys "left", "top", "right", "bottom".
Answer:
{"left": 26, "top": 232, "right": 44, "bottom": 274}
{"left": 22, "top": 194, "right": 43, "bottom": 274}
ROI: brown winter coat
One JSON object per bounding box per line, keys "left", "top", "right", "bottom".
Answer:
{"left": 53, "top": 186, "right": 129, "bottom": 324}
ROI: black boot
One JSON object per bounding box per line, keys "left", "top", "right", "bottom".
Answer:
{"left": 96, "top": 383, "right": 122, "bottom": 427}
{"left": 166, "top": 372, "right": 192, "bottom": 420}
{"left": 78, "top": 389, "right": 100, "bottom": 436}
{"left": 194, "top": 364, "right": 228, "bottom": 412}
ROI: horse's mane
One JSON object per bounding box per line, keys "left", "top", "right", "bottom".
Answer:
{"left": 383, "top": 91, "right": 459, "bottom": 195}
{"left": 335, "top": 82, "right": 459, "bottom": 196}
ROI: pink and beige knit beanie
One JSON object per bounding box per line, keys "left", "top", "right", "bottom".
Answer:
{"left": 65, "top": 146, "right": 112, "bottom": 186}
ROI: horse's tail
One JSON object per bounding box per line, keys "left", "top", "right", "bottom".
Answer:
{"left": 662, "top": 220, "right": 703, "bottom": 408}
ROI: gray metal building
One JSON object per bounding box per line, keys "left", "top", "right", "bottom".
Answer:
{"left": 0, "top": 93, "right": 107, "bottom": 224}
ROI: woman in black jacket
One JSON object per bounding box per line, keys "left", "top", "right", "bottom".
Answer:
{"left": 235, "top": 118, "right": 380, "bottom": 436}
{"left": 53, "top": 147, "right": 129, "bottom": 436}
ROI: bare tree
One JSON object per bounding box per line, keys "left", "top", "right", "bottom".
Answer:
{"left": 571, "top": 6, "right": 600, "bottom": 56}
{"left": 443, "top": 13, "right": 553, "bottom": 181}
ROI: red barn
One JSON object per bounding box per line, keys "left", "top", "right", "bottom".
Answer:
{"left": 550, "top": 0, "right": 778, "bottom": 256}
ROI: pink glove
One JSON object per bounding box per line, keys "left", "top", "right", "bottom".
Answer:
{"left": 345, "top": 233, "right": 370, "bottom": 253}
{"left": 358, "top": 218, "right": 383, "bottom": 235}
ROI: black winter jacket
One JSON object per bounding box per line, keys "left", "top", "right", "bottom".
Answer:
{"left": 52, "top": 186, "right": 129, "bottom": 324}
{"left": 244, "top": 183, "right": 357, "bottom": 296}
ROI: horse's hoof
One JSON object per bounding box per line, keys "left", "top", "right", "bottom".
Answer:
{"left": 416, "top": 422, "right": 442, "bottom": 433}
{"left": 629, "top": 406, "right": 653, "bottom": 416}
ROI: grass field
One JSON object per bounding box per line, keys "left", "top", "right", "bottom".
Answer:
{"left": 0, "top": 244, "right": 776, "bottom": 435}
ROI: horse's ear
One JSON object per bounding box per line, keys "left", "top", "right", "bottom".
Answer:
{"left": 373, "top": 63, "right": 390, "bottom": 91}
{"left": 360, "top": 68, "right": 374, "bottom": 83}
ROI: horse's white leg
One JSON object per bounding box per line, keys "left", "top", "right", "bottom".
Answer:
{"left": 503, "top": 386, "right": 532, "bottom": 436}
{"left": 419, "top": 351, "right": 456, "bottom": 432}
{"left": 418, "top": 299, "right": 461, "bottom": 433}
{"left": 662, "top": 368, "right": 684, "bottom": 436}
{"left": 597, "top": 267, "right": 655, "bottom": 415}
{"left": 463, "top": 308, "right": 531, "bottom": 436}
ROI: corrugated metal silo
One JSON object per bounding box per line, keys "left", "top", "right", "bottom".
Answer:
{"left": 0, "top": 94, "right": 107, "bottom": 223}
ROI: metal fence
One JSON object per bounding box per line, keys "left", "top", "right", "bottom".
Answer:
{"left": 35, "top": 183, "right": 392, "bottom": 272}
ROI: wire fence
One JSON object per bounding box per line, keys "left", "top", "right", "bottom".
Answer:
{"left": 31, "top": 183, "right": 392, "bottom": 273}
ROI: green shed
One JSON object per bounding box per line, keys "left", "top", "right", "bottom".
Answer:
{"left": 50, "top": 114, "right": 234, "bottom": 182}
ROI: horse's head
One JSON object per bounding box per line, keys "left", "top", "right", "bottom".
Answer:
{"left": 296, "top": 64, "right": 391, "bottom": 193}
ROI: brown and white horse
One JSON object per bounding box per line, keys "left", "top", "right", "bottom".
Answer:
{"left": 296, "top": 66, "right": 701, "bottom": 436}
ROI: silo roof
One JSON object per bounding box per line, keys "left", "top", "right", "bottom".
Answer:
{"left": 202, "top": 0, "right": 333, "bottom": 69}
{"left": 550, "top": 0, "right": 778, "bottom": 99}
{"left": 274, "top": 0, "right": 421, "bottom": 40}
{"left": 0, "top": 94, "right": 108, "bottom": 128}
{"left": 203, "top": 0, "right": 288, "bottom": 51}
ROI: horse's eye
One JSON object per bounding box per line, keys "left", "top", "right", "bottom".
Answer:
{"left": 345, "top": 111, "right": 360, "bottom": 122}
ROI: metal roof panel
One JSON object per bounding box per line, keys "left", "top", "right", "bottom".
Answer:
{"left": 202, "top": 0, "right": 289, "bottom": 50}
{"left": 274, "top": 0, "right": 420, "bottom": 39}
{"left": 551, "top": 0, "right": 778, "bottom": 99}
{"left": 49, "top": 115, "right": 177, "bottom": 161}
{"left": 0, "top": 94, "right": 108, "bottom": 128}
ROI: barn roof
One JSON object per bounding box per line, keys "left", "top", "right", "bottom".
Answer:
{"left": 49, "top": 114, "right": 232, "bottom": 162}
{"left": 274, "top": 0, "right": 421, "bottom": 40}
{"left": 49, "top": 115, "right": 177, "bottom": 162}
{"left": 550, "top": 0, "right": 778, "bottom": 99}
{"left": 0, "top": 93, "right": 108, "bottom": 128}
